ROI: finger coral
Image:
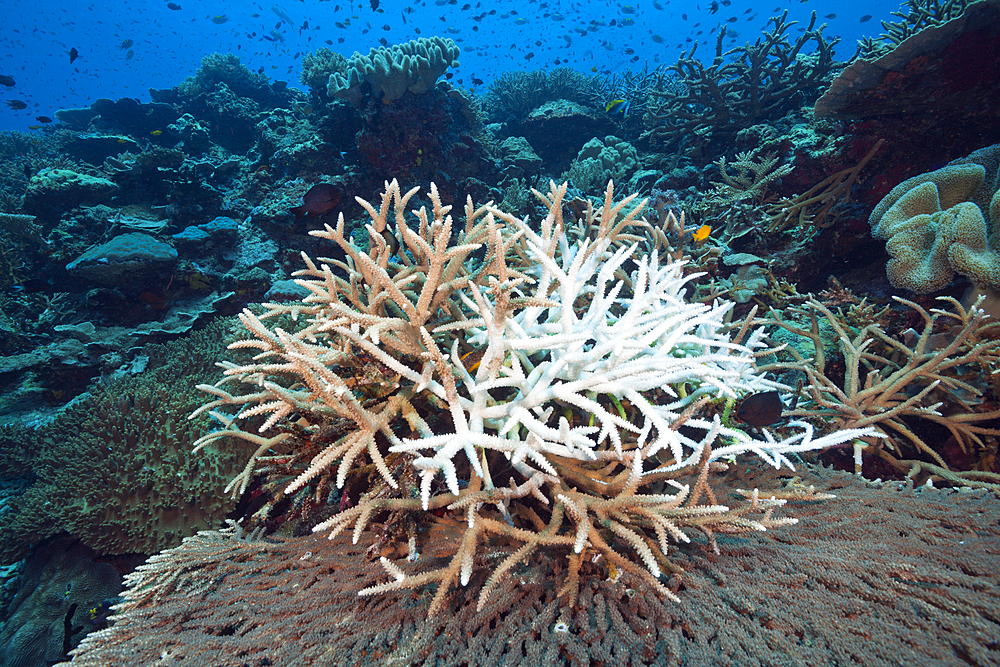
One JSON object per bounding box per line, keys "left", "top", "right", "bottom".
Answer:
{"left": 192, "top": 179, "right": 877, "bottom": 614}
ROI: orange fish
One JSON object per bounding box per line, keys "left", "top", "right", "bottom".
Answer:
{"left": 692, "top": 224, "right": 711, "bottom": 243}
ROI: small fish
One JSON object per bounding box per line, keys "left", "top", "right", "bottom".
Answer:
{"left": 370, "top": 0, "right": 380, "bottom": 9}
{"left": 35, "top": 115, "right": 52, "bottom": 123}
{"left": 692, "top": 224, "right": 712, "bottom": 243}
{"left": 23, "top": 163, "right": 33, "bottom": 179}
{"left": 125, "top": 49, "right": 135, "bottom": 60}
{"left": 379, "top": 228, "right": 398, "bottom": 254}
{"left": 0, "top": 74, "right": 13, "bottom": 87}
{"left": 859, "top": 14, "right": 872, "bottom": 23}
{"left": 69, "top": 47, "right": 79, "bottom": 63}
{"left": 605, "top": 99, "right": 630, "bottom": 118}
{"left": 709, "top": 1, "right": 720, "bottom": 14}
{"left": 150, "top": 129, "right": 163, "bottom": 135}
{"left": 211, "top": 14, "right": 228, "bottom": 24}
{"left": 5, "top": 100, "right": 27, "bottom": 110}
{"left": 119, "top": 39, "right": 133, "bottom": 49}
{"left": 291, "top": 183, "right": 342, "bottom": 218}
{"left": 167, "top": 2, "right": 181, "bottom": 9}
{"left": 734, "top": 391, "right": 783, "bottom": 427}
{"left": 272, "top": 3, "right": 294, "bottom": 24}
{"left": 824, "top": 13, "right": 837, "bottom": 19}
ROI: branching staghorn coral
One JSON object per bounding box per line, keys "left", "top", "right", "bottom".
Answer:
{"left": 191, "top": 179, "right": 878, "bottom": 615}
{"left": 643, "top": 11, "right": 838, "bottom": 159}
{"left": 758, "top": 296, "right": 1000, "bottom": 488}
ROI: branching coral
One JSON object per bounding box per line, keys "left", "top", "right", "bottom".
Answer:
{"left": 643, "top": 11, "right": 838, "bottom": 158}
{"left": 758, "top": 296, "right": 1000, "bottom": 488}
{"left": 192, "top": 179, "right": 877, "bottom": 615}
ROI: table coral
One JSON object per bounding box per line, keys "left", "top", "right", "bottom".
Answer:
{"left": 59, "top": 464, "right": 1000, "bottom": 667}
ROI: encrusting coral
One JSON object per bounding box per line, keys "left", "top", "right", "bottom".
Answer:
{"left": 189, "top": 179, "right": 876, "bottom": 615}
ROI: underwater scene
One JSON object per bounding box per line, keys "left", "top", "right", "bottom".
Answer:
{"left": 1, "top": 0, "right": 999, "bottom": 664}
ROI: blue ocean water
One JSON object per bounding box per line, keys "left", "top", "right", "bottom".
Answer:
{"left": 2, "top": 0, "right": 901, "bottom": 133}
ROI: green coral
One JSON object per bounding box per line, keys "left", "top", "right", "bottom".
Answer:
{"left": 177, "top": 53, "right": 267, "bottom": 98}
{"left": 483, "top": 67, "right": 597, "bottom": 122}
{"left": 300, "top": 47, "right": 348, "bottom": 97}
{"left": 327, "top": 36, "right": 460, "bottom": 107}
{"left": 560, "top": 135, "right": 639, "bottom": 192}
{"left": 643, "top": 11, "right": 838, "bottom": 161}
{"left": 0, "top": 318, "right": 255, "bottom": 563}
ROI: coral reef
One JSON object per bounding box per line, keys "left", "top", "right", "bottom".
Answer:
{"left": 189, "top": 179, "right": 873, "bottom": 620}
{"left": 0, "top": 538, "right": 123, "bottom": 667}
{"left": 176, "top": 53, "right": 269, "bottom": 100}
{"left": 818, "top": 0, "right": 1000, "bottom": 121}
{"left": 65, "top": 232, "right": 178, "bottom": 289}
{"left": 300, "top": 47, "right": 348, "bottom": 102}
{"left": 759, "top": 295, "right": 1000, "bottom": 487}
{"left": 0, "top": 320, "right": 256, "bottom": 563}
{"left": 560, "top": 135, "right": 639, "bottom": 193}
{"left": 23, "top": 168, "right": 119, "bottom": 220}
{"left": 482, "top": 67, "right": 599, "bottom": 123}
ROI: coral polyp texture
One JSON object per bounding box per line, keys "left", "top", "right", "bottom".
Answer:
{"left": 191, "top": 179, "right": 876, "bottom": 614}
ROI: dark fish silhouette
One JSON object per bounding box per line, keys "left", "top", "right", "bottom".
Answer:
{"left": 167, "top": 2, "right": 182, "bottom": 9}
{"left": 69, "top": 47, "right": 79, "bottom": 63}
{"left": 734, "top": 391, "right": 783, "bottom": 427}
{"left": 291, "top": 183, "right": 342, "bottom": 218}
{"left": 5, "top": 100, "right": 27, "bottom": 110}
{"left": 0, "top": 74, "right": 14, "bottom": 87}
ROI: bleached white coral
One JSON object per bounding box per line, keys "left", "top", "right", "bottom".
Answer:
{"left": 391, "top": 198, "right": 872, "bottom": 508}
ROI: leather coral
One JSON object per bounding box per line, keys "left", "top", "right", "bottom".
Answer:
{"left": 870, "top": 143, "right": 1000, "bottom": 293}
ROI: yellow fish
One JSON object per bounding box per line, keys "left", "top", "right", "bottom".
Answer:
{"left": 150, "top": 129, "right": 162, "bottom": 136}
{"left": 692, "top": 224, "right": 712, "bottom": 243}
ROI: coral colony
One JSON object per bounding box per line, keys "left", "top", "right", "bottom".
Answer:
{"left": 189, "top": 180, "right": 877, "bottom": 613}
{"left": 2, "top": 1, "right": 1000, "bottom": 665}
